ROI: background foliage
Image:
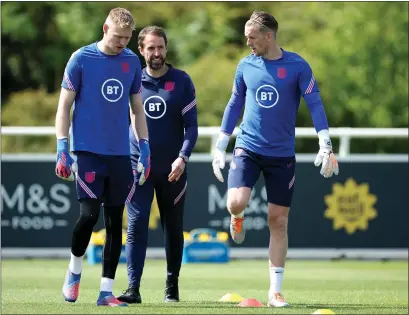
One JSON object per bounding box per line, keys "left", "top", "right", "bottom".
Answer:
{"left": 1, "top": 2, "right": 408, "bottom": 153}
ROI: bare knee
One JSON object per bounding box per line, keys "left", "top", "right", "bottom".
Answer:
{"left": 227, "top": 188, "right": 251, "bottom": 215}
{"left": 228, "top": 198, "right": 247, "bottom": 215}
{"left": 268, "top": 215, "right": 288, "bottom": 233}
{"left": 268, "top": 204, "right": 289, "bottom": 233}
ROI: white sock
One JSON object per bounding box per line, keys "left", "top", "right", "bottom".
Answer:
{"left": 269, "top": 267, "right": 284, "bottom": 294}
{"left": 68, "top": 253, "right": 83, "bottom": 274}
{"left": 232, "top": 211, "right": 244, "bottom": 218}
{"left": 100, "top": 277, "right": 114, "bottom": 293}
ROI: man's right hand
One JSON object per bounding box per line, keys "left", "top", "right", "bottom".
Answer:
{"left": 55, "top": 138, "right": 77, "bottom": 181}
{"left": 212, "top": 133, "right": 230, "bottom": 183}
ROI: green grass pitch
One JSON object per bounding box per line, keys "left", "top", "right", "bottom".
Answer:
{"left": 1, "top": 258, "right": 408, "bottom": 314}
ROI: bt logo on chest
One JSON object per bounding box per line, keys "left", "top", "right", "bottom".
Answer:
{"left": 101, "top": 78, "right": 124, "bottom": 102}
{"left": 256, "top": 84, "right": 279, "bottom": 108}
{"left": 144, "top": 95, "right": 167, "bottom": 119}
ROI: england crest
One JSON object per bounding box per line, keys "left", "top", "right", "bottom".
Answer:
{"left": 277, "top": 67, "right": 287, "bottom": 79}
{"left": 164, "top": 81, "right": 175, "bottom": 91}
{"left": 121, "top": 62, "right": 130, "bottom": 73}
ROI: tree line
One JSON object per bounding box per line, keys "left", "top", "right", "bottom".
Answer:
{"left": 1, "top": 2, "right": 408, "bottom": 153}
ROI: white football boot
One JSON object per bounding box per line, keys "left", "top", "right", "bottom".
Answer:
{"left": 230, "top": 216, "right": 245, "bottom": 244}
{"left": 267, "top": 292, "right": 290, "bottom": 307}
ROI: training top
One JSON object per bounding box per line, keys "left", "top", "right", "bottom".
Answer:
{"left": 129, "top": 64, "right": 198, "bottom": 173}
{"left": 220, "top": 49, "right": 329, "bottom": 157}
{"left": 61, "top": 42, "right": 142, "bottom": 155}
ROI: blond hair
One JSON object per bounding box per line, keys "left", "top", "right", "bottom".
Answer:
{"left": 246, "top": 11, "right": 278, "bottom": 35}
{"left": 107, "top": 7, "right": 135, "bottom": 30}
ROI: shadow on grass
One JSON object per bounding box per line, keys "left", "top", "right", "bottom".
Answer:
{"left": 119, "top": 301, "right": 407, "bottom": 310}
{"left": 292, "top": 303, "right": 407, "bottom": 310}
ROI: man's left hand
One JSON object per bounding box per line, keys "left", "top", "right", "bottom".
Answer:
{"left": 168, "top": 157, "right": 185, "bottom": 182}
{"left": 137, "top": 139, "right": 151, "bottom": 185}
{"left": 314, "top": 138, "right": 339, "bottom": 178}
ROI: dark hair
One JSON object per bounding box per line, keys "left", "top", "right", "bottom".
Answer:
{"left": 138, "top": 25, "right": 168, "bottom": 48}
{"left": 246, "top": 11, "right": 279, "bottom": 34}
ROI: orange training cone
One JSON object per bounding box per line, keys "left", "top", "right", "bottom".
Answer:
{"left": 237, "top": 298, "right": 264, "bottom": 307}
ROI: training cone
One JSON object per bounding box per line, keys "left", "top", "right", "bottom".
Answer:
{"left": 218, "top": 293, "right": 244, "bottom": 302}
{"left": 312, "top": 309, "right": 335, "bottom": 314}
{"left": 237, "top": 298, "right": 264, "bottom": 307}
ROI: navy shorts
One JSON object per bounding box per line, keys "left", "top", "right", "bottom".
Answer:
{"left": 227, "top": 147, "right": 296, "bottom": 207}
{"left": 74, "top": 151, "right": 134, "bottom": 206}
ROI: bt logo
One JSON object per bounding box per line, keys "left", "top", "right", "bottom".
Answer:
{"left": 144, "top": 95, "right": 167, "bottom": 119}
{"left": 256, "top": 84, "right": 279, "bottom": 108}
{"left": 101, "top": 78, "right": 124, "bottom": 102}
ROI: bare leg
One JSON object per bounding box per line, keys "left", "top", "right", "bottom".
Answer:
{"left": 267, "top": 202, "right": 290, "bottom": 307}
{"left": 226, "top": 187, "right": 251, "bottom": 244}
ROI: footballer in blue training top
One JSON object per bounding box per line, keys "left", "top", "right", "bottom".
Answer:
{"left": 55, "top": 8, "right": 150, "bottom": 307}
{"left": 223, "top": 50, "right": 326, "bottom": 157}
{"left": 64, "top": 43, "right": 141, "bottom": 156}
{"left": 117, "top": 26, "right": 198, "bottom": 304}
{"left": 212, "top": 11, "right": 339, "bottom": 308}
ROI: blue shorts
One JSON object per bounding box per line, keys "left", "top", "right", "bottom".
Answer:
{"left": 74, "top": 151, "right": 134, "bottom": 206}
{"left": 227, "top": 147, "right": 296, "bottom": 207}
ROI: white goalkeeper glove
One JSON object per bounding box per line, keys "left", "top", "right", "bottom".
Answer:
{"left": 212, "top": 133, "right": 230, "bottom": 183}
{"left": 314, "top": 129, "right": 339, "bottom": 178}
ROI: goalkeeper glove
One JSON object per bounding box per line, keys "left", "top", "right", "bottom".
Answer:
{"left": 314, "top": 130, "right": 339, "bottom": 178}
{"left": 212, "top": 133, "right": 230, "bottom": 183}
{"left": 55, "top": 138, "right": 77, "bottom": 181}
{"left": 137, "top": 139, "right": 151, "bottom": 185}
